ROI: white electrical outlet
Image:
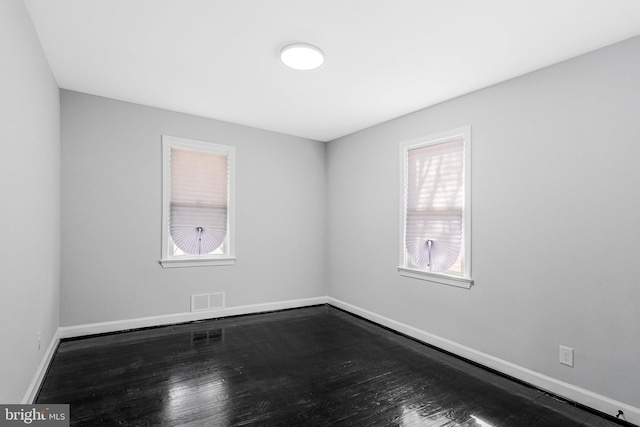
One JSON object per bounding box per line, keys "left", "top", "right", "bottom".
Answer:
{"left": 559, "top": 345, "right": 574, "bottom": 367}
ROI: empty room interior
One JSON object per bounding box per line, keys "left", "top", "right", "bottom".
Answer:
{"left": 2, "top": 0, "right": 640, "bottom": 425}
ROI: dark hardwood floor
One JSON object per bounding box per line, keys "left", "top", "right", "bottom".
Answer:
{"left": 37, "top": 305, "right": 626, "bottom": 426}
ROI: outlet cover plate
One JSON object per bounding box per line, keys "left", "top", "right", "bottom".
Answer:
{"left": 559, "top": 345, "right": 574, "bottom": 367}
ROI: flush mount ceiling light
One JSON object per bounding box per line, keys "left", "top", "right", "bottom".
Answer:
{"left": 280, "top": 43, "right": 324, "bottom": 70}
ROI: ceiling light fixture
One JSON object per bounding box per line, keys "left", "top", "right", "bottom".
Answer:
{"left": 280, "top": 43, "right": 324, "bottom": 70}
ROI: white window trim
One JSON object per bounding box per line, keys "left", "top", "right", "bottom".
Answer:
{"left": 398, "top": 126, "right": 473, "bottom": 288}
{"left": 397, "top": 267, "right": 473, "bottom": 289}
{"left": 160, "top": 135, "right": 236, "bottom": 268}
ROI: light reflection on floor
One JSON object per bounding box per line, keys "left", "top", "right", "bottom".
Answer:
{"left": 166, "top": 374, "right": 230, "bottom": 424}
{"left": 400, "top": 404, "right": 496, "bottom": 426}
{"left": 470, "top": 415, "right": 495, "bottom": 427}
{"left": 164, "top": 327, "right": 230, "bottom": 424}
{"left": 400, "top": 404, "right": 457, "bottom": 426}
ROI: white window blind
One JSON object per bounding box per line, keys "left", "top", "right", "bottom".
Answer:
{"left": 169, "top": 147, "right": 228, "bottom": 256}
{"left": 405, "top": 138, "right": 464, "bottom": 274}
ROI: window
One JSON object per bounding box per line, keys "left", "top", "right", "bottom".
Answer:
{"left": 161, "top": 135, "right": 236, "bottom": 268}
{"left": 398, "top": 126, "right": 473, "bottom": 288}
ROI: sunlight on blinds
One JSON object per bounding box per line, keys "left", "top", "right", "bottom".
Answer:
{"left": 405, "top": 139, "right": 464, "bottom": 274}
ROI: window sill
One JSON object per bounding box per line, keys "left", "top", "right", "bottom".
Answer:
{"left": 160, "top": 257, "right": 237, "bottom": 268}
{"left": 397, "top": 267, "right": 474, "bottom": 289}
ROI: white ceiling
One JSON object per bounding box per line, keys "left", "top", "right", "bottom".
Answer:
{"left": 24, "top": 0, "right": 640, "bottom": 142}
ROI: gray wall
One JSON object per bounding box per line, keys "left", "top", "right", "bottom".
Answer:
{"left": 326, "top": 36, "right": 640, "bottom": 407}
{"left": 60, "top": 91, "right": 326, "bottom": 326}
{"left": 0, "top": 0, "right": 60, "bottom": 403}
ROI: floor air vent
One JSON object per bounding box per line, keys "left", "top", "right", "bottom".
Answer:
{"left": 191, "top": 292, "right": 225, "bottom": 312}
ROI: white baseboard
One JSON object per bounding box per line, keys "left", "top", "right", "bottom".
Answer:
{"left": 22, "top": 329, "right": 60, "bottom": 404}
{"left": 328, "top": 297, "right": 640, "bottom": 425}
{"left": 59, "top": 296, "right": 328, "bottom": 339}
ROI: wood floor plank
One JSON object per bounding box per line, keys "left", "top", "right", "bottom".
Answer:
{"left": 36, "top": 306, "right": 627, "bottom": 426}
